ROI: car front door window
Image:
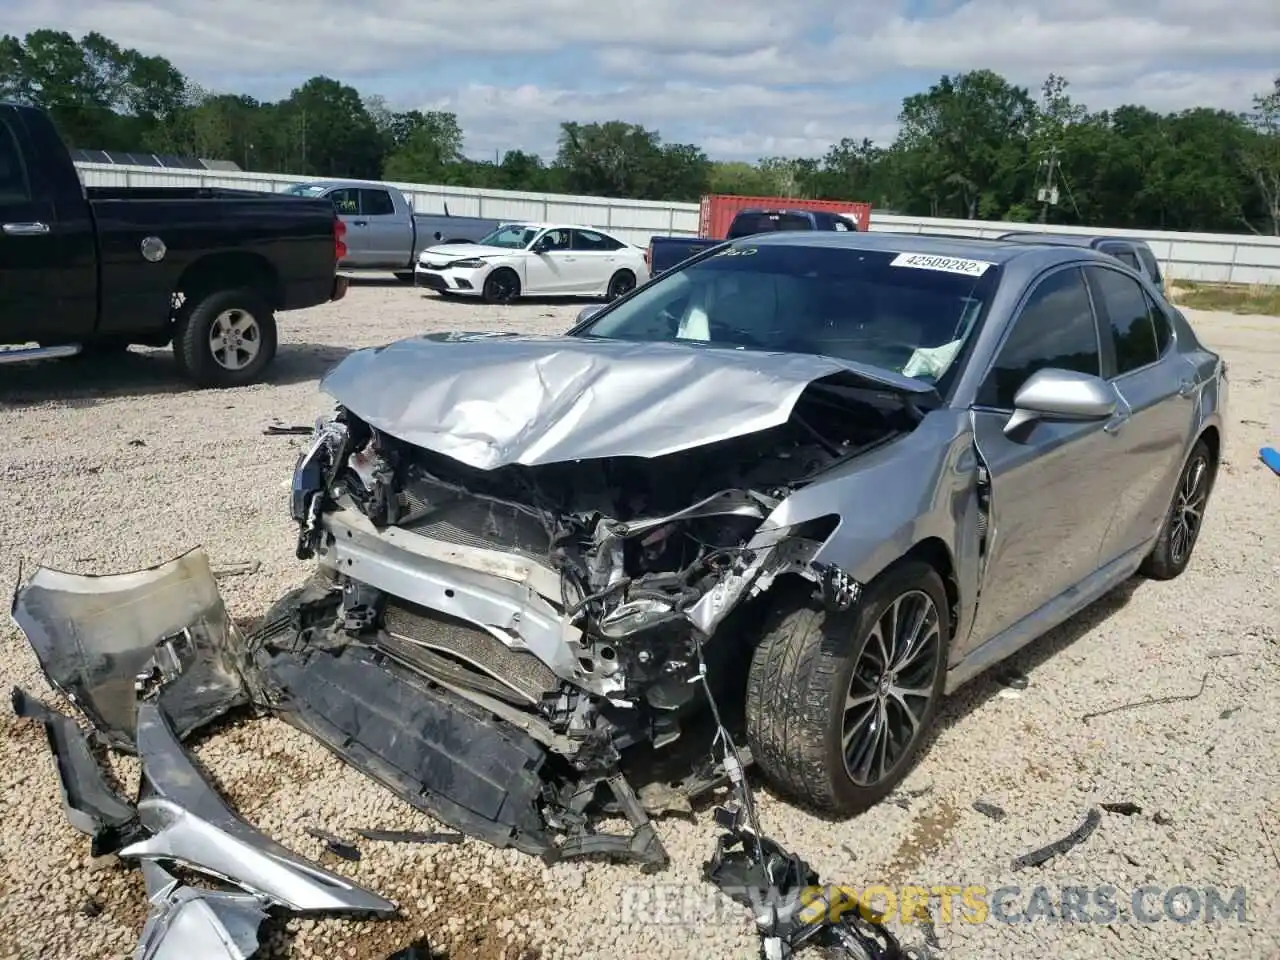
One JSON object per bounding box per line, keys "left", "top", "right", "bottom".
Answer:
{"left": 977, "top": 266, "right": 1101, "bottom": 409}
{"left": 525, "top": 229, "right": 572, "bottom": 293}
{"left": 329, "top": 189, "right": 359, "bottom": 215}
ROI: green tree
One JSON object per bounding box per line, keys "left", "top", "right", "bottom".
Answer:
{"left": 894, "top": 69, "right": 1037, "bottom": 219}
{"left": 277, "top": 76, "right": 384, "bottom": 178}
{"left": 1241, "top": 76, "right": 1280, "bottom": 234}
{"left": 382, "top": 111, "right": 464, "bottom": 182}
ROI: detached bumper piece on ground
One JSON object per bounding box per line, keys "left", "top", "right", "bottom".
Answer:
{"left": 11, "top": 545, "right": 919, "bottom": 959}
{"left": 10, "top": 549, "right": 396, "bottom": 960}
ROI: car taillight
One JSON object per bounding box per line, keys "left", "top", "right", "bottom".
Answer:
{"left": 334, "top": 217, "right": 347, "bottom": 261}
{"left": 644, "top": 243, "right": 652, "bottom": 268}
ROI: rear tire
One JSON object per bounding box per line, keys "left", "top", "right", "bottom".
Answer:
{"left": 606, "top": 269, "right": 636, "bottom": 301}
{"left": 482, "top": 268, "right": 521, "bottom": 304}
{"left": 746, "top": 560, "right": 950, "bottom": 815}
{"left": 173, "top": 287, "right": 277, "bottom": 388}
{"left": 1139, "top": 437, "right": 1215, "bottom": 580}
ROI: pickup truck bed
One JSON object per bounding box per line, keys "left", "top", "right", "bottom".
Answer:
{"left": 1, "top": 103, "right": 347, "bottom": 387}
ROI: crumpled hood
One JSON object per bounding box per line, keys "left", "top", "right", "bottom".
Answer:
{"left": 419, "top": 243, "right": 513, "bottom": 262}
{"left": 319, "top": 332, "right": 934, "bottom": 470}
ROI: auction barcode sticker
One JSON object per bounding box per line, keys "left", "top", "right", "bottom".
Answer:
{"left": 890, "top": 252, "right": 994, "bottom": 276}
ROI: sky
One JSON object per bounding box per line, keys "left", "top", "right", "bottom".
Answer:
{"left": 4, "top": 0, "right": 1278, "bottom": 162}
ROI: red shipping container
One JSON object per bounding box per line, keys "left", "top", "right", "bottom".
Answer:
{"left": 698, "top": 194, "right": 874, "bottom": 238}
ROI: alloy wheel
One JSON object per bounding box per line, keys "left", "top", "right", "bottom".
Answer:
{"left": 842, "top": 589, "right": 941, "bottom": 787}
{"left": 208, "top": 308, "right": 261, "bottom": 372}
{"left": 1170, "top": 454, "right": 1210, "bottom": 565}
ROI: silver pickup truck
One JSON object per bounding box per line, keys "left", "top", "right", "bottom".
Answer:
{"left": 282, "top": 180, "right": 502, "bottom": 281}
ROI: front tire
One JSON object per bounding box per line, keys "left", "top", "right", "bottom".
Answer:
{"left": 1139, "top": 437, "right": 1215, "bottom": 580}
{"left": 172, "top": 287, "right": 277, "bottom": 388}
{"left": 746, "top": 560, "right": 950, "bottom": 815}
{"left": 482, "top": 268, "right": 520, "bottom": 304}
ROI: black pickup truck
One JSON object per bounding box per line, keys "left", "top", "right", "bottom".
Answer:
{"left": 0, "top": 103, "right": 348, "bottom": 387}
{"left": 645, "top": 208, "right": 863, "bottom": 276}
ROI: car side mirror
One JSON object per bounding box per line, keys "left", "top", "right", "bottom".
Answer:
{"left": 1004, "top": 368, "right": 1117, "bottom": 436}
{"left": 531, "top": 238, "right": 551, "bottom": 254}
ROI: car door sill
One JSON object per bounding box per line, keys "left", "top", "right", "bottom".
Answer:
{"left": 943, "top": 539, "right": 1152, "bottom": 695}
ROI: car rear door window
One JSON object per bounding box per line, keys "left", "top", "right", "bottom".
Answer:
{"left": 1115, "top": 249, "right": 1141, "bottom": 272}
{"left": 571, "top": 229, "right": 623, "bottom": 251}
{"left": 0, "top": 117, "right": 31, "bottom": 203}
{"left": 978, "top": 267, "right": 1101, "bottom": 409}
{"left": 359, "top": 189, "right": 395, "bottom": 216}
{"left": 1086, "top": 265, "right": 1161, "bottom": 375}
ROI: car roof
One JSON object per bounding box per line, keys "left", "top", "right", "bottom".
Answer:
{"left": 505, "top": 222, "right": 622, "bottom": 235}
{"left": 744, "top": 229, "right": 1114, "bottom": 268}
{"left": 998, "top": 231, "right": 1153, "bottom": 251}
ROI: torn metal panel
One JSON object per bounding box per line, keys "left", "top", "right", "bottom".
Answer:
{"left": 120, "top": 701, "right": 395, "bottom": 915}
{"left": 135, "top": 861, "right": 268, "bottom": 960}
{"left": 10, "top": 687, "right": 139, "bottom": 851}
{"left": 315, "top": 505, "right": 586, "bottom": 685}
{"left": 9, "top": 548, "right": 249, "bottom": 750}
{"left": 318, "top": 332, "right": 934, "bottom": 470}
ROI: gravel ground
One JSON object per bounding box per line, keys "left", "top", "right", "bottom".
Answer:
{"left": 1, "top": 279, "right": 1277, "bottom": 960}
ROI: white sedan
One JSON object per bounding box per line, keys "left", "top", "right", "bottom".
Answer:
{"left": 414, "top": 222, "right": 650, "bottom": 303}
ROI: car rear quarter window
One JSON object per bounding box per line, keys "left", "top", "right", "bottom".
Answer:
{"left": 979, "top": 267, "right": 1101, "bottom": 408}
{"left": 1085, "top": 265, "right": 1162, "bottom": 375}
{"left": 0, "top": 117, "right": 32, "bottom": 204}
{"left": 359, "top": 189, "right": 395, "bottom": 216}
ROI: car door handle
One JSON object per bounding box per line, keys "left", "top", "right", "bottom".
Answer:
{"left": 3, "top": 221, "right": 49, "bottom": 236}
{"left": 352, "top": 220, "right": 368, "bottom": 226}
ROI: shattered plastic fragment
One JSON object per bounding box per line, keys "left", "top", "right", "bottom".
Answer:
{"left": 1011, "top": 807, "right": 1102, "bottom": 871}
{"left": 120, "top": 701, "right": 395, "bottom": 915}
{"left": 10, "top": 687, "right": 139, "bottom": 852}
{"left": 134, "top": 860, "right": 268, "bottom": 960}
{"left": 10, "top": 548, "right": 249, "bottom": 750}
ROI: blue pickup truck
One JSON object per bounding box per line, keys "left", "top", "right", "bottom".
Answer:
{"left": 645, "top": 208, "right": 863, "bottom": 276}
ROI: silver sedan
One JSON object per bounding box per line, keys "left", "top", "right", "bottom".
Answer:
{"left": 91, "top": 230, "right": 1221, "bottom": 862}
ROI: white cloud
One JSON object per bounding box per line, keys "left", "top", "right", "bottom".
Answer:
{"left": 2, "top": 0, "right": 1277, "bottom": 161}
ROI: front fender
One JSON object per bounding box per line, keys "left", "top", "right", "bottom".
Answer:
{"left": 762, "top": 411, "right": 982, "bottom": 636}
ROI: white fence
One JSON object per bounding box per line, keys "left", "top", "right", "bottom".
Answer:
{"left": 76, "top": 162, "right": 1280, "bottom": 286}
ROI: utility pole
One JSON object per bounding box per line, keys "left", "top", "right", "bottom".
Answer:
{"left": 1037, "top": 145, "right": 1060, "bottom": 223}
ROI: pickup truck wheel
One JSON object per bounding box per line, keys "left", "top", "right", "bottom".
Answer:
{"left": 745, "top": 560, "right": 950, "bottom": 815}
{"left": 173, "top": 288, "right": 277, "bottom": 388}
{"left": 482, "top": 268, "right": 520, "bottom": 304}
{"left": 606, "top": 270, "right": 636, "bottom": 301}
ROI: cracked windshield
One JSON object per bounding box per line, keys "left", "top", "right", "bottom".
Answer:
{"left": 581, "top": 243, "right": 998, "bottom": 383}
